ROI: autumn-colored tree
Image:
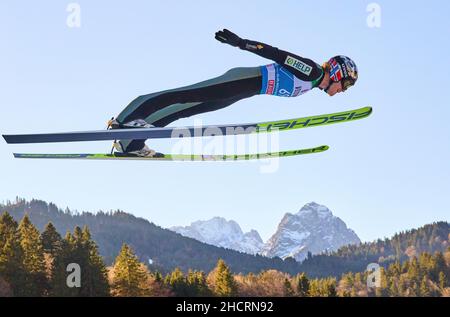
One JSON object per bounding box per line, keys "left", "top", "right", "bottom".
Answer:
{"left": 110, "top": 243, "right": 150, "bottom": 296}
{"left": 148, "top": 272, "right": 172, "bottom": 297}
{"left": 308, "top": 278, "right": 337, "bottom": 297}
{"left": 234, "top": 273, "right": 261, "bottom": 296}
{"left": 283, "top": 278, "right": 294, "bottom": 297}
{"left": 0, "top": 212, "right": 27, "bottom": 296}
{"left": 209, "top": 259, "right": 236, "bottom": 297}
{"left": 41, "top": 222, "right": 62, "bottom": 257}
{"left": 166, "top": 267, "right": 189, "bottom": 296}
{"left": 186, "top": 270, "right": 211, "bottom": 297}
{"left": 294, "top": 273, "right": 310, "bottom": 297}
{"left": 419, "top": 276, "right": 430, "bottom": 297}
{"left": 18, "top": 215, "right": 47, "bottom": 296}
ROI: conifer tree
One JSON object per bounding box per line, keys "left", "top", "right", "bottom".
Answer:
{"left": 308, "top": 279, "right": 320, "bottom": 297}
{"left": 110, "top": 243, "right": 149, "bottom": 296}
{"left": 408, "top": 257, "right": 420, "bottom": 283}
{"left": 438, "top": 271, "right": 446, "bottom": 290}
{"left": 324, "top": 278, "right": 337, "bottom": 297}
{"left": 350, "top": 286, "right": 358, "bottom": 297}
{"left": 295, "top": 273, "right": 310, "bottom": 297}
{"left": 283, "top": 278, "right": 294, "bottom": 297}
{"left": 41, "top": 222, "right": 62, "bottom": 257}
{"left": 154, "top": 271, "right": 163, "bottom": 283}
{"left": 389, "top": 279, "right": 399, "bottom": 297}
{"left": 18, "top": 215, "right": 47, "bottom": 296}
{"left": 190, "top": 271, "right": 210, "bottom": 297}
{"left": 168, "top": 267, "right": 189, "bottom": 296}
{"left": 50, "top": 232, "right": 73, "bottom": 296}
{"left": 196, "top": 271, "right": 212, "bottom": 296}
{"left": 0, "top": 212, "right": 27, "bottom": 296}
{"left": 80, "top": 226, "right": 110, "bottom": 296}
{"left": 148, "top": 271, "right": 172, "bottom": 297}
{"left": 398, "top": 275, "right": 407, "bottom": 296}
{"left": 419, "top": 276, "right": 430, "bottom": 297}
{"left": 432, "top": 252, "right": 446, "bottom": 281}
{"left": 51, "top": 227, "right": 109, "bottom": 296}
{"left": 211, "top": 259, "right": 236, "bottom": 297}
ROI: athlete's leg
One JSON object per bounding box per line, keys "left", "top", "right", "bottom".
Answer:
{"left": 124, "top": 96, "right": 247, "bottom": 152}
{"left": 115, "top": 67, "right": 262, "bottom": 152}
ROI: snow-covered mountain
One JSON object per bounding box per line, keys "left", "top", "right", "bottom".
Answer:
{"left": 169, "top": 202, "right": 360, "bottom": 262}
{"left": 170, "top": 217, "right": 264, "bottom": 255}
{"left": 261, "top": 202, "right": 361, "bottom": 261}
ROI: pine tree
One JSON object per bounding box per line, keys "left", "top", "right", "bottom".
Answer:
{"left": 18, "top": 215, "right": 47, "bottom": 296}
{"left": 211, "top": 259, "right": 236, "bottom": 297}
{"left": 167, "top": 267, "right": 188, "bottom": 296}
{"left": 41, "top": 222, "right": 62, "bottom": 256}
{"left": 148, "top": 271, "right": 172, "bottom": 297}
{"left": 0, "top": 212, "right": 27, "bottom": 296}
{"left": 283, "top": 278, "right": 294, "bottom": 297}
{"left": 389, "top": 279, "right": 399, "bottom": 297}
{"left": 295, "top": 273, "right": 310, "bottom": 297}
{"left": 50, "top": 232, "right": 73, "bottom": 296}
{"left": 407, "top": 257, "right": 420, "bottom": 284}
{"left": 194, "top": 271, "right": 211, "bottom": 297}
{"left": 398, "top": 275, "right": 408, "bottom": 296}
{"left": 323, "top": 278, "right": 337, "bottom": 297}
{"left": 350, "top": 286, "right": 358, "bottom": 297}
{"left": 50, "top": 227, "right": 109, "bottom": 296}
{"left": 439, "top": 271, "right": 446, "bottom": 290}
{"left": 110, "top": 244, "right": 150, "bottom": 296}
{"left": 419, "top": 276, "right": 430, "bottom": 297}
{"left": 154, "top": 271, "right": 163, "bottom": 283}
{"left": 432, "top": 252, "right": 446, "bottom": 282}
{"left": 308, "top": 279, "right": 320, "bottom": 297}
{"left": 80, "top": 226, "right": 110, "bottom": 296}
{"left": 184, "top": 270, "right": 210, "bottom": 297}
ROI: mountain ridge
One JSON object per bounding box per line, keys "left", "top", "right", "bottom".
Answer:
{"left": 170, "top": 216, "right": 264, "bottom": 255}
{"left": 170, "top": 202, "right": 361, "bottom": 262}
{"left": 1, "top": 197, "right": 448, "bottom": 278}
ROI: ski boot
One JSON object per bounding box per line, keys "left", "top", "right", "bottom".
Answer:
{"left": 112, "top": 141, "right": 162, "bottom": 158}
{"left": 107, "top": 118, "right": 155, "bottom": 129}
{"left": 107, "top": 117, "right": 161, "bottom": 157}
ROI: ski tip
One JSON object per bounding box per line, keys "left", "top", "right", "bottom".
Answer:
{"left": 314, "top": 145, "right": 329, "bottom": 152}
{"left": 2, "top": 135, "right": 11, "bottom": 144}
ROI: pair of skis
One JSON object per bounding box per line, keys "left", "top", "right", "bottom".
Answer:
{"left": 3, "top": 106, "right": 372, "bottom": 161}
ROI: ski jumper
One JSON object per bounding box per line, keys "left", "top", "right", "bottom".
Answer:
{"left": 115, "top": 39, "right": 325, "bottom": 152}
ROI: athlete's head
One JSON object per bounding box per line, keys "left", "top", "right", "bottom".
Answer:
{"left": 321, "top": 55, "right": 358, "bottom": 96}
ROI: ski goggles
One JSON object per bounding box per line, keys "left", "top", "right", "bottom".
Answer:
{"left": 341, "top": 78, "right": 356, "bottom": 92}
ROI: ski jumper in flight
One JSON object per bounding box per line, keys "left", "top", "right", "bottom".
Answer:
{"left": 109, "top": 29, "right": 359, "bottom": 157}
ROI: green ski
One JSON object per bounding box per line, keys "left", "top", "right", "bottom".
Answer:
{"left": 13, "top": 145, "right": 329, "bottom": 161}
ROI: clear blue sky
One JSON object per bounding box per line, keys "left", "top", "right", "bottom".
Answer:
{"left": 0, "top": 1, "right": 449, "bottom": 242}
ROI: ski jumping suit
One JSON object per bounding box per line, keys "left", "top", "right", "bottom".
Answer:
{"left": 115, "top": 39, "right": 325, "bottom": 152}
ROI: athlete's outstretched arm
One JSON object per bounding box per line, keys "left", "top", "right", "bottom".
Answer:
{"left": 215, "top": 29, "right": 323, "bottom": 82}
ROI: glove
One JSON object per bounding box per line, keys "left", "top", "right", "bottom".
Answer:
{"left": 215, "top": 29, "right": 243, "bottom": 48}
